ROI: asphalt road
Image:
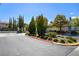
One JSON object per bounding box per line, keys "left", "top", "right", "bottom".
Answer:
{"left": 0, "top": 33, "right": 79, "bottom": 56}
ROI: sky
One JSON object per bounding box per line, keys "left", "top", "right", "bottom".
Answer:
{"left": 0, "top": 3, "right": 79, "bottom": 24}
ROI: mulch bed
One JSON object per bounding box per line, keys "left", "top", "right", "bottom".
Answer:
{"left": 30, "top": 36, "right": 52, "bottom": 43}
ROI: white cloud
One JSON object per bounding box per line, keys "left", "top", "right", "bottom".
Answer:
{"left": 70, "top": 12, "right": 74, "bottom": 15}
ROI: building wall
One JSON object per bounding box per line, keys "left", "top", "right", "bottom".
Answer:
{"left": 47, "top": 26, "right": 79, "bottom": 32}
{"left": 62, "top": 27, "right": 79, "bottom": 31}
{"left": 0, "top": 23, "right": 8, "bottom": 30}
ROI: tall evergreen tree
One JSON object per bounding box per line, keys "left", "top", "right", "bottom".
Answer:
{"left": 36, "top": 14, "right": 48, "bottom": 36}
{"left": 13, "top": 17, "right": 17, "bottom": 31}
{"left": 28, "top": 16, "right": 36, "bottom": 34}
{"left": 8, "top": 18, "right": 13, "bottom": 30}
{"left": 18, "top": 15, "right": 24, "bottom": 32}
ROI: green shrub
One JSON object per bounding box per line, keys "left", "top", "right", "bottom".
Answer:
{"left": 47, "top": 32, "right": 57, "bottom": 38}
{"left": 56, "top": 35, "right": 64, "bottom": 38}
{"left": 53, "top": 38, "right": 58, "bottom": 42}
{"left": 40, "top": 36, "right": 43, "bottom": 38}
{"left": 48, "top": 37, "right": 52, "bottom": 40}
{"left": 61, "top": 36, "right": 64, "bottom": 38}
{"left": 67, "top": 39, "right": 74, "bottom": 43}
{"left": 76, "top": 31, "right": 79, "bottom": 34}
{"left": 57, "top": 35, "right": 61, "bottom": 37}
{"left": 60, "top": 39, "right": 65, "bottom": 43}
{"left": 28, "top": 34, "right": 35, "bottom": 36}
{"left": 66, "top": 36, "right": 72, "bottom": 39}
{"left": 70, "top": 38, "right": 77, "bottom": 42}
{"left": 43, "top": 36, "right": 48, "bottom": 40}
{"left": 66, "top": 36, "right": 77, "bottom": 43}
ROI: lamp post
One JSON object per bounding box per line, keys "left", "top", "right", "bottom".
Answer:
{"left": 68, "top": 12, "right": 73, "bottom": 35}
{"left": 68, "top": 17, "right": 72, "bottom": 35}
{"left": 35, "top": 19, "right": 38, "bottom": 37}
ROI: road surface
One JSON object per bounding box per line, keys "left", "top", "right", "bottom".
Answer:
{"left": 0, "top": 33, "right": 79, "bottom": 56}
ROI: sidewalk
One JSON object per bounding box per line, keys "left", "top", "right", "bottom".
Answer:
{"left": 0, "top": 33, "right": 25, "bottom": 37}
{"left": 68, "top": 47, "right": 79, "bottom": 56}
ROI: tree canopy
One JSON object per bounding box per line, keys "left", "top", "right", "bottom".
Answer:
{"left": 53, "top": 14, "right": 68, "bottom": 32}
{"left": 71, "top": 17, "right": 79, "bottom": 26}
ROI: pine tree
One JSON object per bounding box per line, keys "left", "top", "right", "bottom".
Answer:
{"left": 36, "top": 14, "right": 48, "bottom": 36}
{"left": 54, "top": 14, "right": 68, "bottom": 33}
{"left": 13, "top": 17, "right": 17, "bottom": 31}
{"left": 28, "top": 16, "right": 36, "bottom": 34}
{"left": 18, "top": 15, "right": 24, "bottom": 32}
{"left": 8, "top": 18, "right": 13, "bottom": 31}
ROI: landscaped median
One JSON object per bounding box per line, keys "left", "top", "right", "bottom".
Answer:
{"left": 51, "top": 35, "right": 79, "bottom": 46}
{"left": 26, "top": 32, "right": 79, "bottom": 46}
{"left": 28, "top": 35, "right": 79, "bottom": 46}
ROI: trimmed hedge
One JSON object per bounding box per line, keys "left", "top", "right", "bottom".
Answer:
{"left": 47, "top": 32, "right": 57, "bottom": 38}
{"left": 66, "top": 36, "right": 73, "bottom": 39}
{"left": 53, "top": 38, "right": 58, "bottom": 42}
{"left": 48, "top": 37, "right": 52, "bottom": 40}
{"left": 43, "top": 36, "right": 48, "bottom": 39}
{"left": 60, "top": 39, "right": 65, "bottom": 43}
{"left": 67, "top": 39, "right": 74, "bottom": 43}
{"left": 66, "top": 36, "right": 77, "bottom": 43}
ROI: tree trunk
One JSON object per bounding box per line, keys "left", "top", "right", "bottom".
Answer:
{"left": 60, "top": 26, "right": 62, "bottom": 34}
{"left": 59, "top": 22, "right": 62, "bottom": 34}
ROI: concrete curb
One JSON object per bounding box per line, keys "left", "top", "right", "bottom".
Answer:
{"left": 0, "top": 33, "right": 26, "bottom": 37}
{"left": 17, "top": 33, "right": 26, "bottom": 35}
{"left": 52, "top": 42, "right": 79, "bottom": 46}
